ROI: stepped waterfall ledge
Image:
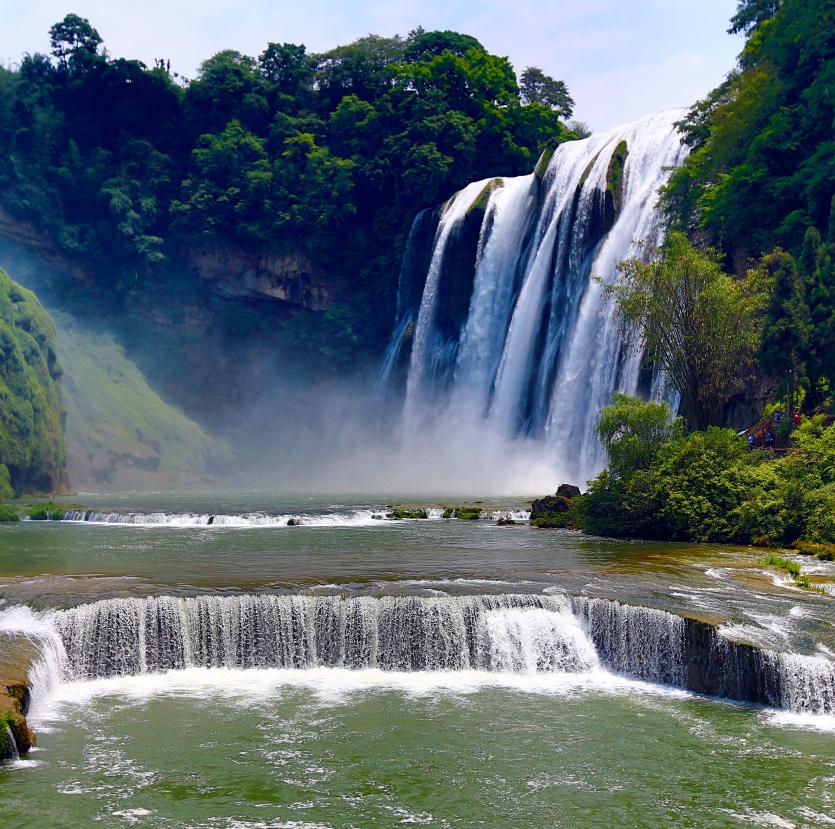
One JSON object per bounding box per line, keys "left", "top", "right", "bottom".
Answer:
{"left": 3, "top": 593, "right": 833, "bottom": 716}
{"left": 379, "top": 111, "right": 687, "bottom": 485}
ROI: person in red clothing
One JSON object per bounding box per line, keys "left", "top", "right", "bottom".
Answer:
{"left": 792, "top": 413, "right": 801, "bottom": 429}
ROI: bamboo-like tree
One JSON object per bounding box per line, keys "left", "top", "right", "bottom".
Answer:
{"left": 606, "top": 232, "right": 764, "bottom": 431}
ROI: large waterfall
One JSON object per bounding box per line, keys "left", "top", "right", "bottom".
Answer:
{"left": 378, "top": 111, "right": 687, "bottom": 485}
{"left": 1, "top": 594, "right": 826, "bottom": 715}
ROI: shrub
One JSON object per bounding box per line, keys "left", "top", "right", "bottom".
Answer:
{"left": 386, "top": 508, "right": 428, "bottom": 519}
{"left": 27, "top": 505, "right": 65, "bottom": 520}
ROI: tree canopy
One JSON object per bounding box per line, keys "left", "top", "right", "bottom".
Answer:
{"left": 607, "top": 232, "right": 764, "bottom": 430}
{"left": 0, "top": 16, "right": 575, "bottom": 356}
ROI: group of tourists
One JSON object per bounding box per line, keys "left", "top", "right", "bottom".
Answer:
{"left": 746, "top": 410, "right": 802, "bottom": 451}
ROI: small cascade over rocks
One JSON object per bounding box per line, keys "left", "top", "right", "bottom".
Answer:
{"left": 23, "top": 593, "right": 832, "bottom": 715}
{"left": 2, "top": 725, "right": 19, "bottom": 762}
{"left": 59, "top": 509, "right": 390, "bottom": 527}
{"left": 378, "top": 111, "right": 687, "bottom": 485}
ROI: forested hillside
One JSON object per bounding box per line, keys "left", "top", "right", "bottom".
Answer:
{"left": 0, "top": 18, "right": 576, "bottom": 393}
{"left": 664, "top": 0, "right": 835, "bottom": 412}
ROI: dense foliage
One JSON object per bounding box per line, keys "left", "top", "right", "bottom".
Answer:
{"left": 663, "top": 0, "right": 835, "bottom": 409}
{"left": 579, "top": 395, "right": 835, "bottom": 548}
{"left": 0, "top": 18, "right": 574, "bottom": 350}
{"left": 665, "top": 0, "right": 835, "bottom": 257}
{"left": 0, "top": 268, "right": 65, "bottom": 495}
{"left": 608, "top": 232, "right": 764, "bottom": 429}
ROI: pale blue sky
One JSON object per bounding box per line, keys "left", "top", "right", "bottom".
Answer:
{"left": 0, "top": 0, "right": 742, "bottom": 129}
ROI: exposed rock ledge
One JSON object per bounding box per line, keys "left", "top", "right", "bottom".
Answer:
{"left": 0, "top": 206, "right": 340, "bottom": 312}
{"left": 186, "top": 244, "right": 338, "bottom": 311}
{"left": 0, "top": 679, "right": 35, "bottom": 758}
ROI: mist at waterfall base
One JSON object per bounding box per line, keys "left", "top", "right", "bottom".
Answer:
{"left": 227, "top": 110, "right": 685, "bottom": 495}
{"left": 223, "top": 366, "right": 562, "bottom": 495}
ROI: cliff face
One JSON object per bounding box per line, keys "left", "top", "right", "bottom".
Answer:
{"left": 0, "top": 206, "right": 340, "bottom": 313}
{"left": 186, "top": 244, "right": 338, "bottom": 311}
{"left": 0, "top": 268, "right": 66, "bottom": 495}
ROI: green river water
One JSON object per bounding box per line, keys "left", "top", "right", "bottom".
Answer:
{"left": 0, "top": 493, "right": 833, "bottom": 828}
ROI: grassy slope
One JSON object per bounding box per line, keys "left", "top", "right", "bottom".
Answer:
{"left": 53, "top": 310, "right": 233, "bottom": 491}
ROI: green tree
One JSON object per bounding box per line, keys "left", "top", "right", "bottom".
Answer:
{"left": 519, "top": 67, "right": 574, "bottom": 118}
{"left": 596, "top": 393, "right": 682, "bottom": 479}
{"left": 757, "top": 250, "right": 812, "bottom": 415}
{"left": 49, "top": 14, "right": 103, "bottom": 76}
{"left": 259, "top": 43, "right": 311, "bottom": 95}
{"left": 608, "top": 232, "right": 764, "bottom": 430}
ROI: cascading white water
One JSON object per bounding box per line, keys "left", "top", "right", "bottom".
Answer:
{"left": 2, "top": 594, "right": 833, "bottom": 716}
{"left": 383, "top": 111, "right": 688, "bottom": 485}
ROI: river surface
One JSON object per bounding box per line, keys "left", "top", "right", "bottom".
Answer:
{"left": 1, "top": 493, "right": 834, "bottom": 828}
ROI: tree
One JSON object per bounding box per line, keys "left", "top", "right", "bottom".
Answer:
{"left": 757, "top": 250, "right": 812, "bottom": 416}
{"left": 519, "top": 67, "right": 574, "bottom": 118}
{"left": 49, "top": 14, "right": 103, "bottom": 75}
{"left": 404, "top": 30, "right": 483, "bottom": 62}
{"left": 728, "top": 0, "right": 780, "bottom": 34}
{"left": 259, "top": 43, "right": 311, "bottom": 94}
{"left": 608, "top": 232, "right": 764, "bottom": 430}
{"left": 596, "top": 393, "right": 682, "bottom": 479}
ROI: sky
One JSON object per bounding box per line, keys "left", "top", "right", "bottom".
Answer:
{"left": 0, "top": 0, "right": 742, "bottom": 129}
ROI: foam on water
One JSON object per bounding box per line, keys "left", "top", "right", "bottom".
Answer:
{"left": 57, "top": 508, "right": 531, "bottom": 527}
{"left": 2, "top": 592, "right": 834, "bottom": 732}
{"left": 60, "top": 509, "right": 390, "bottom": 527}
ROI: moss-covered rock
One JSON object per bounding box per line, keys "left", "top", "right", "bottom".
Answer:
{"left": 0, "top": 680, "right": 35, "bottom": 757}
{"left": 604, "top": 140, "right": 629, "bottom": 227}
{"left": 0, "top": 268, "right": 65, "bottom": 495}
{"left": 534, "top": 146, "right": 556, "bottom": 181}
{"left": 434, "top": 180, "right": 502, "bottom": 339}
{"left": 443, "top": 506, "right": 482, "bottom": 520}
{"left": 387, "top": 508, "right": 428, "bottom": 519}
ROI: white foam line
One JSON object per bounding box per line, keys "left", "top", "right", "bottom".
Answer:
{"left": 42, "top": 666, "right": 689, "bottom": 714}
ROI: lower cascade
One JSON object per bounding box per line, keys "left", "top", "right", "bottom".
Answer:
{"left": 20, "top": 593, "right": 833, "bottom": 715}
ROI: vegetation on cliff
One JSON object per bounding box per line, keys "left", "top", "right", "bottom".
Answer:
{"left": 0, "top": 267, "right": 64, "bottom": 495}
{"left": 0, "top": 17, "right": 575, "bottom": 362}
{"left": 663, "top": 0, "right": 835, "bottom": 413}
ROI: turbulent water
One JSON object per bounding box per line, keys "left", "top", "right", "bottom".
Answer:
{"left": 2, "top": 499, "right": 835, "bottom": 827}
{"left": 3, "top": 591, "right": 832, "bottom": 717}
{"left": 379, "top": 111, "right": 686, "bottom": 485}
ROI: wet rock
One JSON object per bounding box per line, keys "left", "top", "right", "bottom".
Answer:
{"left": 0, "top": 680, "right": 35, "bottom": 756}
{"left": 556, "top": 484, "right": 581, "bottom": 499}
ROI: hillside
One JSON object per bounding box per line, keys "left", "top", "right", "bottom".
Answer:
{"left": 54, "top": 311, "right": 233, "bottom": 491}
{"left": 0, "top": 268, "right": 65, "bottom": 495}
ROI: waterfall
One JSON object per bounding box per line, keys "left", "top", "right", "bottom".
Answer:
{"left": 2, "top": 726, "right": 19, "bottom": 762}
{"left": 383, "top": 111, "right": 688, "bottom": 485}
{"left": 0, "top": 593, "right": 821, "bottom": 715}
{"left": 53, "top": 594, "right": 590, "bottom": 678}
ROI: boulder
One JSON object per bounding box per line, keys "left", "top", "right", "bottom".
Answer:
{"left": 530, "top": 495, "right": 570, "bottom": 517}
{"left": 0, "top": 679, "right": 35, "bottom": 756}
{"left": 557, "top": 483, "right": 582, "bottom": 499}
